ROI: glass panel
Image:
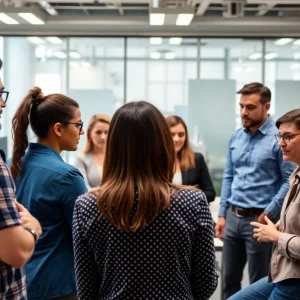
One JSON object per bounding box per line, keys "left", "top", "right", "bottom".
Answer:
{"left": 126, "top": 37, "right": 197, "bottom": 115}
{"left": 265, "top": 38, "right": 300, "bottom": 119}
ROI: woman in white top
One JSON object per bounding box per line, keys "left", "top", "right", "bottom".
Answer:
{"left": 74, "top": 114, "right": 110, "bottom": 190}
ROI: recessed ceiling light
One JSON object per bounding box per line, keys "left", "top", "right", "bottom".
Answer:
{"left": 46, "top": 37, "right": 63, "bottom": 44}
{"left": 176, "top": 14, "right": 194, "bottom": 26}
{"left": 169, "top": 37, "right": 182, "bottom": 45}
{"left": 0, "top": 13, "right": 19, "bottom": 25}
{"left": 18, "top": 13, "right": 44, "bottom": 25}
{"left": 165, "top": 52, "right": 176, "bottom": 59}
{"left": 69, "top": 51, "right": 81, "bottom": 59}
{"left": 249, "top": 53, "right": 262, "bottom": 60}
{"left": 274, "top": 38, "right": 293, "bottom": 46}
{"left": 54, "top": 51, "right": 67, "bottom": 59}
{"left": 150, "top": 37, "right": 162, "bottom": 45}
{"left": 150, "top": 52, "right": 160, "bottom": 59}
{"left": 150, "top": 13, "right": 165, "bottom": 25}
{"left": 27, "top": 37, "right": 45, "bottom": 44}
{"left": 265, "top": 52, "right": 278, "bottom": 60}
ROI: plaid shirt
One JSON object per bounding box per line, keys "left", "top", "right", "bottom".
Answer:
{"left": 0, "top": 155, "right": 27, "bottom": 299}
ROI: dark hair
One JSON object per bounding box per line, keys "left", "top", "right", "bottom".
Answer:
{"left": 11, "top": 87, "right": 79, "bottom": 179}
{"left": 96, "top": 101, "right": 195, "bottom": 232}
{"left": 276, "top": 109, "right": 300, "bottom": 130}
{"left": 165, "top": 115, "right": 195, "bottom": 171}
{"left": 237, "top": 82, "right": 271, "bottom": 104}
{"left": 0, "top": 59, "right": 2, "bottom": 70}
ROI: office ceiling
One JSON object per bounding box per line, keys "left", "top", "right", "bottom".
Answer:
{"left": 1, "top": 0, "right": 300, "bottom": 36}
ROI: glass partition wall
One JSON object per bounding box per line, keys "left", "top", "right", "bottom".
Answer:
{"left": 2, "top": 36, "right": 300, "bottom": 194}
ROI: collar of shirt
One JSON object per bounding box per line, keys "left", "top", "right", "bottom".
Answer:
{"left": 243, "top": 115, "right": 273, "bottom": 136}
{"left": 28, "top": 143, "right": 63, "bottom": 162}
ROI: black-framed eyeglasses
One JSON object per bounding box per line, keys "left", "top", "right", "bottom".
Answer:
{"left": 0, "top": 91, "right": 9, "bottom": 104}
{"left": 275, "top": 133, "right": 300, "bottom": 144}
{"left": 63, "top": 121, "right": 84, "bottom": 132}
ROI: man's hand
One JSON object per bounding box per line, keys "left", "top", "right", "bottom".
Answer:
{"left": 215, "top": 217, "right": 226, "bottom": 241}
{"left": 251, "top": 215, "right": 282, "bottom": 243}
{"left": 257, "top": 212, "right": 268, "bottom": 224}
{"left": 15, "top": 201, "right": 42, "bottom": 239}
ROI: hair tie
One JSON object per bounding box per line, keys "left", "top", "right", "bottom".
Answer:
{"left": 31, "top": 93, "right": 44, "bottom": 106}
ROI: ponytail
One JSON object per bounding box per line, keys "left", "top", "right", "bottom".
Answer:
{"left": 11, "top": 87, "right": 44, "bottom": 179}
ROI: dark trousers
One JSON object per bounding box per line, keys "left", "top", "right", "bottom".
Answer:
{"left": 223, "top": 208, "right": 273, "bottom": 299}
{"left": 49, "top": 293, "right": 77, "bottom": 300}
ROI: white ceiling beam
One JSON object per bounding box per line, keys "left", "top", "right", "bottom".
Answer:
{"left": 196, "top": 0, "right": 211, "bottom": 16}
{"left": 256, "top": 3, "right": 276, "bottom": 16}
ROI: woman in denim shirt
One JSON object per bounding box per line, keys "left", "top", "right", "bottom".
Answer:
{"left": 10, "top": 87, "right": 87, "bottom": 300}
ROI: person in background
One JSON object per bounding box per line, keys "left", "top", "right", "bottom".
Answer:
{"left": 74, "top": 114, "right": 110, "bottom": 190}
{"left": 73, "top": 101, "right": 218, "bottom": 300}
{"left": 215, "top": 82, "right": 296, "bottom": 299}
{"left": 0, "top": 59, "right": 42, "bottom": 300}
{"left": 229, "top": 108, "right": 300, "bottom": 300}
{"left": 166, "top": 115, "right": 216, "bottom": 203}
{"left": 10, "top": 87, "right": 87, "bottom": 300}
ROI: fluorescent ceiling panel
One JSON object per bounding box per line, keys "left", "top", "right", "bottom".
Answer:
{"left": 18, "top": 13, "right": 45, "bottom": 25}
{"left": 150, "top": 13, "right": 165, "bottom": 25}
{"left": 0, "top": 13, "right": 19, "bottom": 25}
{"left": 265, "top": 52, "right": 277, "bottom": 60}
{"left": 27, "top": 37, "right": 45, "bottom": 44}
{"left": 165, "top": 52, "right": 176, "bottom": 59}
{"left": 176, "top": 14, "right": 194, "bottom": 26}
{"left": 169, "top": 37, "right": 182, "bottom": 45}
{"left": 47, "top": 37, "right": 63, "bottom": 44}
{"left": 150, "top": 37, "right": 162, "bottom": 45}
{"left": 274, "top": 38, "right": 293, "bottom": 46}
{"left": 150, "top": 52, "right": 160, "bottom": 59}
{"left": 249, "top": 53, "right": 262, "bottom": 60}
{"left": 69, "top": 51, "right": 81, "bottom": 59}
{"left": 55, "top": 51, "right": 67, "bottom": 59}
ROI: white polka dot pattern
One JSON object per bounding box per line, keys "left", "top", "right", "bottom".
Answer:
{"left": 73, "top": 189, "right": 218, "bottom": 300}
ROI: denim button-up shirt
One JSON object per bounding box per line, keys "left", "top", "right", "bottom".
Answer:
{"left": 13, "top": 143, "right": 87, "bottom": 300}
{"left": 219, "top": 117, "right": 296, "bottom": 219}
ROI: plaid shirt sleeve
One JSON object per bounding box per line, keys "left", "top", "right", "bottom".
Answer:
{"left": 0, "top": 156, "right": 21, "bottom": 230}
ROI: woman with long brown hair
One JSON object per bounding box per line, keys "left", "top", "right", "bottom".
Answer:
{"left": 10, "top": 87, "right": 87, "bottom": 300}
{"left": 73, "top": 101, "right": 218, "bottom": 300}
{"left": 166, "top": 115, "right": 216, "bottom": 203}
{"left": 74, "top": 114, "right": 110, "bottom": 190}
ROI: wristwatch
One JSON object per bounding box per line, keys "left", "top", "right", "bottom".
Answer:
{"left": 24, "top": 227, "right": 38, "bottom": 244}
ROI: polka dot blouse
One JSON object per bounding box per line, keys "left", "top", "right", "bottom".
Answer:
{"left": 73, "top": 189, "right": 218, "bottom": 300}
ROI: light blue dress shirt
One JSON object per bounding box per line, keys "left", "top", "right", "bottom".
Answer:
{"left": 219, "top": 117, "right": 296, "bottom": 219}
{"left": 12, "top": 143, "right": 87, "bottom": 300}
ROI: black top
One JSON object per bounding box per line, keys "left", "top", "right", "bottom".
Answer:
{"left": 73, "top": 189, "right": 218, "bottom": 300}
{"left": 182, "top": 152, "right": 216, "bottom": 203}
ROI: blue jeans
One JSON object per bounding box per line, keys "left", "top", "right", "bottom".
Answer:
{"left": 228, "top": 276, "right": 300, "bottom": 300}
{"left": 223, "top": 208, "right": 273, "bottom": 299}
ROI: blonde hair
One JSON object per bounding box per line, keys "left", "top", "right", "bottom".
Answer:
{"left": 166, "top": 115, "right": 195, "bottom": 171}
{"left": 83, "top": 114, "right": 111, "bottom": 153}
